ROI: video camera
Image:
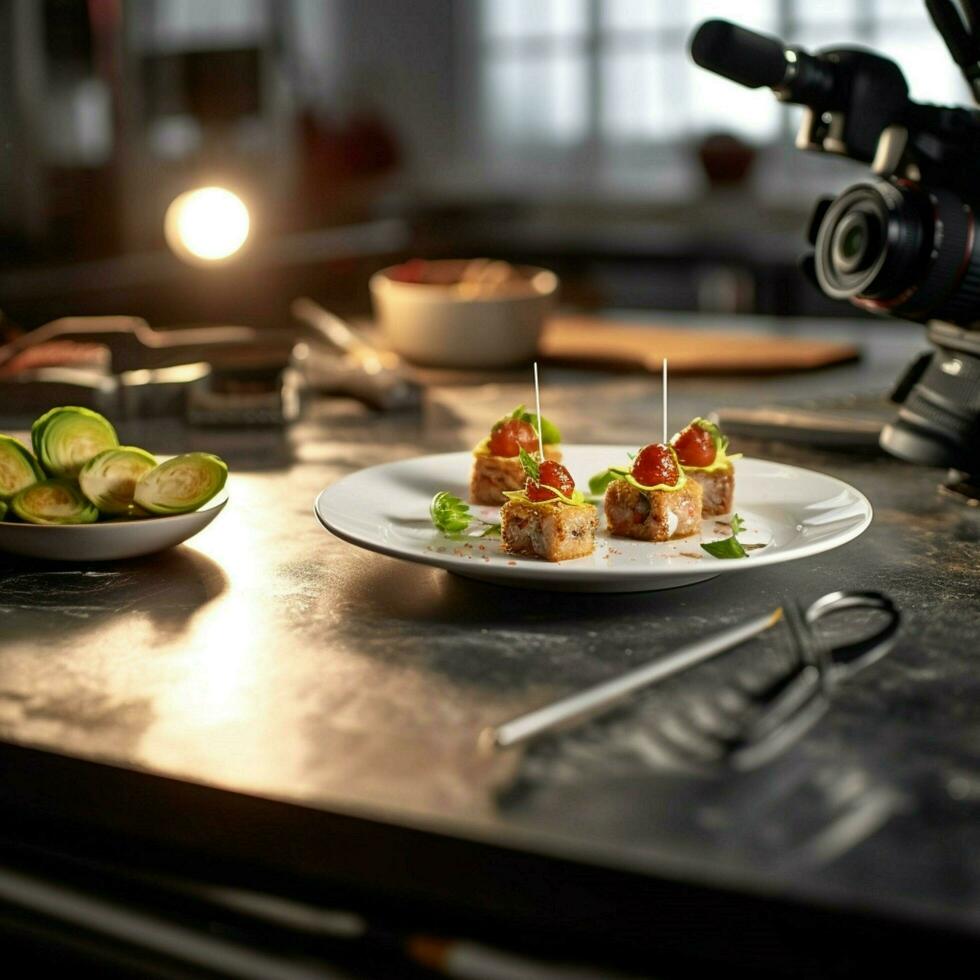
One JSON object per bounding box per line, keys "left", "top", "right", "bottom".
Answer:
{"left": 691, "top": 2, "right": 980, "bottom": 485}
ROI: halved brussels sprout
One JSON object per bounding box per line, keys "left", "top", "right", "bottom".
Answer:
{"left": 79, "top": 446, "right": 157, "bottom": 515}
{"left": 0, "top": 434, "right": 43, "bottom": 501}
{"left": 32, "top": 406, "right": 119, "bottom": 479}
{"left": 134, "top": 452, "right": 228, "bottom": 515}
{"left": 11, "top": 479, "right": 99, "bottom": 525}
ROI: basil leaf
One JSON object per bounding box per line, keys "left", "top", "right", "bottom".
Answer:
{"left": 700, "top": 537, "right": 748, "bottom": 560}
{"left": 429, "top": 491, "right": 472, "bottom": 536}
{"left": 701, "top": 512, "right": 748, "bottom": 559}
{"left": 518, "top": 447, "right": 540, "bottom": 481}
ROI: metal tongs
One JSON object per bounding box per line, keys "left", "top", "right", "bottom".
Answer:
{"left": 290, "top": 297, "right": 422, "bottom": 411}
{"left": 488, "top": 591, "right": 900, "bottom": 770}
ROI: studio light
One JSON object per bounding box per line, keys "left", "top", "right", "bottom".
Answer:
{"left": 164, "top": 186, "right": 250, "bottom": 265}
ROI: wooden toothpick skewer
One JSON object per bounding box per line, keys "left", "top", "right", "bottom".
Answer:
{"left": 533, "top": 361, "right": 544, "bottom": 462}
{"left": 662, "top": 357, "right": 668, "bottom": 444}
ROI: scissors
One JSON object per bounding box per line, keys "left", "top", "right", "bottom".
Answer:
{"left": 488, "top": 590, "right": 901, "bottom": 770}
{"left": 723, "top": 590, "right": 900, "bottom": 769}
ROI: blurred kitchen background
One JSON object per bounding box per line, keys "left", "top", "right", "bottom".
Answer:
{"left": 0, "top": 0, "right": 968, "bottom": 329}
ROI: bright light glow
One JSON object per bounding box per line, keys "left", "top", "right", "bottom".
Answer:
{"left": 164, "top": 186, "right": 250, "bottom": 264}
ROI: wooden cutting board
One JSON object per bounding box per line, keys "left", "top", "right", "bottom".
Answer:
{"left": 539, "top": 316, "right": 859, "bottom": 374}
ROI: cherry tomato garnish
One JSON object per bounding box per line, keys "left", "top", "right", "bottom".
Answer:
{"left": 671, "top": 422, "right": 717, "bottom": 467}
{"left": 488, "top": 418, "right": 539, "bottom": 457}
{"left": 630, "top": 443, "right": 680, "bottom": 487}
{"left": 526, "top": 459, "right": 575, "bottom": 501}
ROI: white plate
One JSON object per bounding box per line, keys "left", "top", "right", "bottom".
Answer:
{"left": 314, "top": 447, "right": 872, "bottom": 593}
{"left": 0, "top": 493, "right": 227, "bottom": 562}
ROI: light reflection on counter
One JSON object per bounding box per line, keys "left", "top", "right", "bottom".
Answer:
{"left": 137, "top": 475, "right": 309, "bottom": 794}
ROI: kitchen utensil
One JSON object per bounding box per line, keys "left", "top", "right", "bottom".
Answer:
{"left": 488, "top": 591, "right": 898, "bottom": 763}
{"left": 0, "top": 316, "right": 293, "bottom": 373}
{"left": 0, "top": 363, "right": 213, "bottom": 421}
{"left": 490, "top": 608, "right": 786, "bottom": 748}
{"left": 290, "top": 297, "right": 421, "bottom": 411}
{"left": 0, "top": 306, "right": 420, "bottom": 420}
{"left": 658, "top": 591, "right": 900, "bottom": 769}
{"left": 0, "top": 316, "right": 293, "bottom": 424}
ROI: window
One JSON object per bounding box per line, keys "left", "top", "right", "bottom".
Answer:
{"left": 480, "top": 0, "right": 591, "bottom": 145}
{"left": 477, "top": 0, "right": 969, "bottom": 149}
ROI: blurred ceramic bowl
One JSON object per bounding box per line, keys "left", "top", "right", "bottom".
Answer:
{"left": 369, "top": 260, "right": 559, "bottom": 368}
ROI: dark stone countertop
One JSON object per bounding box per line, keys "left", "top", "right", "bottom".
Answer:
{"left": 1, "top": 313, "right": 979, "bottom": 965}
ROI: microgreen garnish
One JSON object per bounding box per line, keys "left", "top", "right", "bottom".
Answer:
{"left": 701, "top": 513, "right": 748, "bottom": 559}
{"left": 430, "top": 491, "right": 471, "bottom": 535}
{"left": 429, "top": 491, "right": 500, "bottom": 538}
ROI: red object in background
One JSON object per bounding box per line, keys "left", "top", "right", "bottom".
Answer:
{"left": 294, "top": 108, "right": 402, "bottom": 230}
{"left": 631, "top": 444, "right": 680, "bottom": 487}
{"left": 297, "top": 108, "right": 401, "bottom": 184}
{"left": 388, "top": 258, "right": 427, "bottom": 283}
{"left": 697, "top": 132, "right": 756, "bottom": 187}
{"left": 672, "top": 423, "right": 717, "bottom": 467}
{"left": 340, "top": 112, "right": 400, "bottom": 176}
{"left": 525, "top": 460, "right": 576, "bottom": 502}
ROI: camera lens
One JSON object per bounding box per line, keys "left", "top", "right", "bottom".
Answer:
{"left": 809, "top": 179, "right": 980, "bottom": 473}
{"left": 813, "top": 181, "right": 926, "bottom": 302}
{"left": 811, "top": 178, "right": 980, "bottom": 324}
{"left": 831, "top": 211, "right": 878, "bottom": 273}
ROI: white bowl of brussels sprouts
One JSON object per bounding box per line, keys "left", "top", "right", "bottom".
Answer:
{"left": 0, "top": 406, "right": 228, "bottom": 561}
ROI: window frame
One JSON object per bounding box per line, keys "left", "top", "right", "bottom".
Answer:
{"left": 459, "top": 0, "right": 969, "bottom": 197}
